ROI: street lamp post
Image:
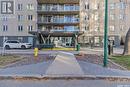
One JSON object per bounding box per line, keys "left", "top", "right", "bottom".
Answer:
{"left": 104, "top": 0, "right": 108, "bottom": 67}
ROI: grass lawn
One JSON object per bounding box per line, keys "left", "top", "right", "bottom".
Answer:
{"left": 0, "top": 55, "right": 23, "bottom": 68}
{"left": 109, "top": 55, "right": 130, "bottom": 70}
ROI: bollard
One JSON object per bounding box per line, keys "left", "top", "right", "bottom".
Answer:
{"left": 34, "top": 48, "right": 39, "bottom": 57}
{"left": 76, "top": 44, "right": 80, "bottom": 51}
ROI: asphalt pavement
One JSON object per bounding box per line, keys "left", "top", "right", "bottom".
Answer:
{"left": 0, "top": 80, "right": 130, "bottom": 87}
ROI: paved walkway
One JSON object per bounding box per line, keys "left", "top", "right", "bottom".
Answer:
{"left": 0, "top": 61, "right": 53, "bottom": 76}
{"left": 79, "top": 61, "right": 130, "bottom": 76}
{"left": 81, "top": 47, "right": 124, "bottom": 55}
{"left": 46, "top": 52, "right": 84, "bottom": 75}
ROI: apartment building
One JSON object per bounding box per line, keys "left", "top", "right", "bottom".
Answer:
{"left": 80, "top": 0, "right": 130, "bottom": 47}
{"left": 0, "top": 0, "right": 129, "bottom": 48}
{"left": 80, "top": 0, "right": 104, "bottom": 47}
{"left": 35, "top": 0, "right": 81, "bottom": 46}
{"left": 0, "top": 0, "right": 37, "bottom": 46}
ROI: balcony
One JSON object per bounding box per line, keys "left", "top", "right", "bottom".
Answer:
{"left": 37, "top": 5, "right": 79, "bottom": 14}
{"left": 37, "top": 10, "right": 79, "bottom": 15}
{"left": 41, "top": 29, "right": 80, "bottom": 32}
{"left": 37, "top": 18, "right": 79, "bottom": 26}
{"left": 37, "top": 0, "right": 79, "bottom": 4}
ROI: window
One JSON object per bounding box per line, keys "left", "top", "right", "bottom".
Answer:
{"left": 64, "top": 15, "right": 73, "bottom": 22}
{"left": 84, "top": 15, "right": 89, "bottom": 21}
{"left": 52, "top": 4, "right": 58, "bottom": 11}
{"left": 85, "top": 26, "right": 87, "bottom": 31}
{"left": 75, "top": 5, "right": 79, "bottom": 10}
{"left": 18, "top": 15, "right": 23, "bottom": 21}
{"left": 94, "top": 37, "right": 100, "bottom": 44}
{"left": 28, "top": 25, "right": 33, "bottom": 31}
{"left": 70, "top": 5, "right": 74, "bottom": 10}
{"left": 91, "top": 14, "right": 95, "bottom": 19}
{"left": 109, "top": 3, "right": 115, "bottom": 9}
{"left": 85, "top": 26, "right": 89, "bottom": 31}
{"left": 119, "top": 2, "right": 126, "bottom": 9}
{"left": 119, "top": 14, "right": 125, "bottom": 20}
{"left": 2, "top": 16, "right": 8, "bottom": 21}
{"left": 109, "top": 26, "right": 115, "bottom": 31}
{"left": 64, "top": 5, "right": 70, "bottom": 11}
{"left": 87, "top": 4, "right": 89, "bottom": 9}
{"left": 94, "top": 4, "right": 98, "bottom": 9}
{"left": 120, "top": 25, "right": 124, "bottom": 31}
{"left": 18, "top": 25, "right": 23, "bottom": 32}
{"left": 2, "top": 25, "right": 8, "bottom": 32}
{"left": 94, "top": 26, "right": 99, "bottom": 31}
{"left": 85, "top": 5, "right": 87, "bottom": 9}
{"left": 27, "top": 4, "right": 34, "bottom": 10}
{"left": 64, "top": 4, "right": 75, "bottom": 11}
{"left": 18, "top": 37, "right": 23, "bottom": 42}
{"left": 18, "top": 4, "right": 23, "bottom": 11}
{"left": 64, "top": 26, "right": 75, "bottom": 31}
{"left": 3, "top": 37, "right": 8, "bottom": 42}
{"left": 110, "top": 14, "right": 115, "bottom": 20}
{"left": 85, "top": 2, "right": 89, "bottom": 10}
{"left": 85, "top": 16, "right": 87, "bottom": 21}
{"left": 28, "top": 15, "right": 33, "bottom": 21}
{"left": 95, "top": 14, "right": 99, "bottom": 21}
{"left": 59, "top": 5, "right": 64, "bottom": 11}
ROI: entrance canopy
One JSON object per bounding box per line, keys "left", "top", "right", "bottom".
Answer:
{"left": 29, "top": 31, "right": 84, "bottom": 37}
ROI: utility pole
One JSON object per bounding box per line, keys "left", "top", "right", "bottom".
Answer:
{"left": 104, "top": 0, "right": 108, "bottom": 67}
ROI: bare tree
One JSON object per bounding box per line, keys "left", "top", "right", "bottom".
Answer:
{"left": 123, "top": 28, "right": 130, "bottom": 55}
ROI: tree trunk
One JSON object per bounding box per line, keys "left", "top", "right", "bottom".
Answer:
{"left": 123, "top": 28, "right": 130, "bottom": 55}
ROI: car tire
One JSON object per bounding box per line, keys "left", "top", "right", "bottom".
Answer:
{"left": 21, "top": 45, "right": 26, "bottom": 49}
{"left": 5, "top": 45, "right": 10, "bottom": 49}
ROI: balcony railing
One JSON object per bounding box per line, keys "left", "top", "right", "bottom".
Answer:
{"left": 37, "top": 5, "right": 79, "bottom": 12}
{"left": 50, "top": 29, "right": 79, "bottom": 32}
{"left": 40, "top": 29, "right": 80, "bottom": 32}
{"left": 38, "top": 18, "right": 79, "bottom": 23}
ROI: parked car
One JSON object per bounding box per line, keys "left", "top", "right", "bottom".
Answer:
{"left": 4, "top": 40, "right": 32, "bottom": 49}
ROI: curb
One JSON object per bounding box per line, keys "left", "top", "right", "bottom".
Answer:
{"left": 0, "top": 75, "right": 130, "bottom": 81}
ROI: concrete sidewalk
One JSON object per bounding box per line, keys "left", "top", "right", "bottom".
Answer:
{"left": 81, "top": 47, "right": 124, "bottom": 55}
{"left": 0, "top": 61, "right": 53, "bottom": 76}
{"left": 79, "top": 61, "right": 130, "bottom": 76}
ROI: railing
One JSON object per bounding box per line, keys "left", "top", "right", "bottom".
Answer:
{"left": 38, "top": 28, "right": 80, "bottom": 32}
{"left": 39, "top": 29, "right": 80, "bottom": 32}
{"left": 38, "top": 18, "right": 79, "bottom": 23}
{"left": 37, "top": 6, "right": 79, "bottom": 12}
{"left": 50, "top": 29, "right": 79, "bottom": 32}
